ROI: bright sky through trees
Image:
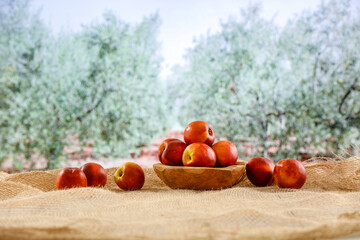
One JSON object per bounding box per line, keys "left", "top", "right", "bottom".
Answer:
{"left": 31, "top": 0, "right": 360, "bottom": 79}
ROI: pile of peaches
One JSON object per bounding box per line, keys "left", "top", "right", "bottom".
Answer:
{"left": 56, "top": 162, "right": 145, "bottom": 191}
{"left": 159, "top": 121, "right": 239, "bottom": 167}
{"left": 159, "top": 121, "right": 307, "bottom": 189}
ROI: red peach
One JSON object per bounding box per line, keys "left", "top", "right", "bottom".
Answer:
{"left": 184, "top": 121, "right": 215, "bottom": 146}
{"left": 274, "top": 159, "right": 306, "bottom": 189}
{"left": 182, "top": 143, "right": 216, "bottom": 167}
{"left": 246, "top": 157, "right": 275, "bottom": 187}
{"left": 114, "top": 162, "right": 145, "bottom": 191}
{"left": 158, "top": 138, "right": 177, "bottom": 163}
{"left": 158, "top": 138, "right": 187, "bottom": 166}
{"left": 80, "top": 162, "right": 107, "bottom": 187}
{"left": 56, "top": 168, "right": 87, "bottom": 190}
{"left": 212, "top": 140, "right": 238, "bottom": 167}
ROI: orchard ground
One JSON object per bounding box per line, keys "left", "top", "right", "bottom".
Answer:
{"left": 1, "top": 130, "right": 349, "bottom": 173}
{"left": 1, "top": 131, "right": 183, "bottom": 172}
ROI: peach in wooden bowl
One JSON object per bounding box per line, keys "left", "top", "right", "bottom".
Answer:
{"left": 153, "top": 161, "right": 246, "bottom": 190}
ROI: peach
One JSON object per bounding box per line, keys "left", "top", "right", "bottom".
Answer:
{"left": 184, "top": 121, "right": 215, "bottom": 146}
{"left": 158, "top": 138, "right": 187, "bottom": 166}
{"left": 246, "top": 157, "right": 275, "bottom": 187}
{"left": 56, "top": 168, "right": 87, "bottom": 190}
{"left": 80, "top": 162, "right": 107, "bottom": 187}
{"left": 274, "top": 159, "right": 306, "bottom": 189}
{"left": 212, "top": 140, "right": 238, "bottom": 167}
{"left": 114, "top": 162, "right": 145, "bottom": 191}
{"left": 182, "top": 143, "right": 216, "bottom": 167}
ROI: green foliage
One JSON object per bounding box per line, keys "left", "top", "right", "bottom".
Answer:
{"left": 1, "top": 0, "right": 359, "bottom": 169}
{"left": 0, "top": 0, "right": 168, "bottom": 169}
{"left": 169, "top": 1, "right": 360, "bottom": 159}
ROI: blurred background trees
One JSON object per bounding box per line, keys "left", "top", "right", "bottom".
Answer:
{"left": 0, "top": 0, "right": 359, "bottom": 169}
{"left": 0, "top": 0, "right": 169, "bottom": 169}
{"left": 169, "top": 0, "right": 360, "bottom": 160}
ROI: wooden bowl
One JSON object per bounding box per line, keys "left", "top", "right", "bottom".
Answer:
{"left": 153, "top": 161, "right": 246, "bottom": 190}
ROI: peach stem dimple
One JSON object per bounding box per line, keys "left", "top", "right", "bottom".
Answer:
{"left": 184, "top": 152, "right": 192, "bottom": 163}
{"left": 115, "top": 168, "right": 124, "bottom": 179}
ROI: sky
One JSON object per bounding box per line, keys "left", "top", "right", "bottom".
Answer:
{"left": 31, "top": 0, "right": 360, "bottom": 79}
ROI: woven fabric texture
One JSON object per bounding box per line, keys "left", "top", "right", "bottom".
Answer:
{"left": 1, "top": 157, "right": 360, "bottom": 240}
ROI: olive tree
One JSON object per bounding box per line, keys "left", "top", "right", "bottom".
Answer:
{"left": 0, "top": 0, "right": 169, "bottom": 169}
{"left": 169, "top": 1, "right": 360, "bottom": 160}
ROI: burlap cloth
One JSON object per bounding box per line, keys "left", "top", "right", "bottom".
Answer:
{"left": 1, "top": 157, "right": 360, "bottom": 240}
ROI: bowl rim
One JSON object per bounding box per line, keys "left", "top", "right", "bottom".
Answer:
{"left": 153, "top": 160, "right": 246, "bottom": 171}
